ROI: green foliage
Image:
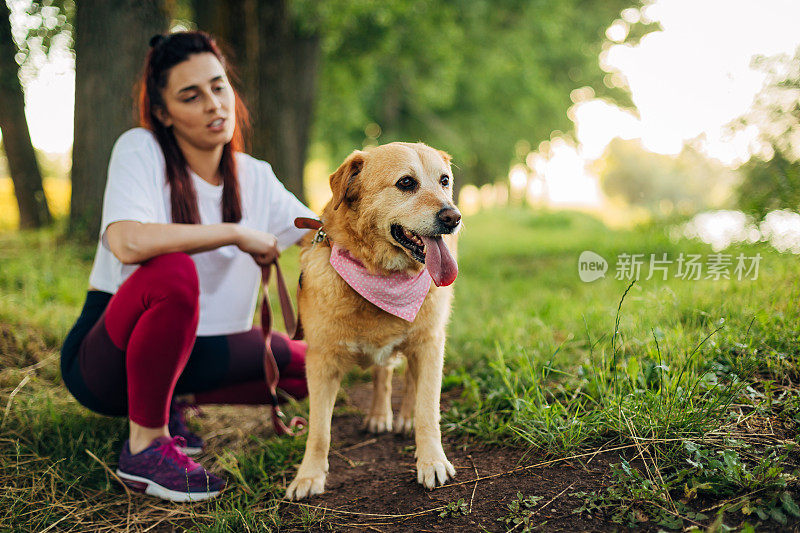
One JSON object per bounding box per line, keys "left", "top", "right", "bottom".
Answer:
{"left": 309, "top": 0, "right": 646, "bottom": 186}
{"left": 497, "top": 491, "right": 544, "bottom": 531}
{"left": 571, "top": 459, "right": 709, "bottom": 529}
{"left": 439, "top": 497, "right": 470, "bottom": 518}
{"left": 10, "top": 0, "right": 651, "bottom": 192}
{"left": 681, "top": 440, "right": 790, "bottom": 496}
{"left": 737, "top": 150, "right": 800, "bottom": 218}
{"left": 595, "top": 138, "right": 739, "bottom": 216}
{"left": 734, "top": 47, "right": 800, "bottom": 162}
{"left": 571, "top": 442, "right": 798, "bottom": 530}
{"left": 731, "top": 47, "right": 800, "bottom": 216}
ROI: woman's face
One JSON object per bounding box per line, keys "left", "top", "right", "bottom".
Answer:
{"left": 156, "top": 52, "right": 236, "bottom": 151}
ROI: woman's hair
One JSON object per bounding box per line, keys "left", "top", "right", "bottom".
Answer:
{"left": 138, "top": 31, "right": 250, "bottom": 224}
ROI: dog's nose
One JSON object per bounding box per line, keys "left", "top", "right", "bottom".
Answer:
{"left": 437, "top": 207, "right": 461, "bottom": 229}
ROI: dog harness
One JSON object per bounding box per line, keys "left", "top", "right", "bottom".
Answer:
{"left": 329, "top": 244, "right": 432, "bottom": 322}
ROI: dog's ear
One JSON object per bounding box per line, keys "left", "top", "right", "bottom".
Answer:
{"left": 437, "top": 150, "right": 453, "bottom": 166}
{"left": 330, "top": 150, "right": 366, "bottom": 210}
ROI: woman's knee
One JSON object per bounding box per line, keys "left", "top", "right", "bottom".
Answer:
{"left": 140, "top": 253, "right": 199, "bottom": 303}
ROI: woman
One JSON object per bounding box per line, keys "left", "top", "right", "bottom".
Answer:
{"left": 60, "top": 31, "right": 315, "bottom": 502}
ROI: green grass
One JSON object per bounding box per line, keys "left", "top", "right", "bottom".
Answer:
{"left": 1, "top": 208, "right": 799, "bottom": 530}
{"left": 448, "top": 209, "right": 796, "bottom": 441}
{"left": 442, "top": 208, "right": 800, "bottom": 528}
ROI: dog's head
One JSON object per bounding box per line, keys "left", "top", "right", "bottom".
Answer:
{"left": 323, "top": 142, "right": 461, "bottom": 286}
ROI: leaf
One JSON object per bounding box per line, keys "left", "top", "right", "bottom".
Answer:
{"left": 769, "top": 507, "right": 787, "bottom": 525}
{"left": 657, "top": 512, "right": 684, "bottom": 529}
{"left": 781, "top": 492, "right": 800, "bottom": 517}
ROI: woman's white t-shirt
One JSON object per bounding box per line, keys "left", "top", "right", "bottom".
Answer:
{"left": 88, "top": 128, "right": 316, "bottom": 336}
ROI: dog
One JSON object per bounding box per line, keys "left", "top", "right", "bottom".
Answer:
{"left": 285, "top": 142, "right": 461, "bottom": 500}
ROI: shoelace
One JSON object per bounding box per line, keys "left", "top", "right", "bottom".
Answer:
{"left": 155, "top": 436, "right": 201, "bottom": 471}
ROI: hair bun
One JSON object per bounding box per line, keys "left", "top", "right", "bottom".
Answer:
{"left": 149, "top": 34, "right": 165, "bottom": 48}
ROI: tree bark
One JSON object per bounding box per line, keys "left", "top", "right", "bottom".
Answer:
{"left": 69, "top": 0, "right": 168, "bottom": 240}
{"left": 193, "top": 0, "right": 257, "bottom": 144}
{"left": 0, "top": 0, "right": 51, "bottom": 229}
{"left": 252, "top": 0, "right": 320, "bottom": 203}
{"left": 193, "top": 0, "right": 320, "bottom": 203}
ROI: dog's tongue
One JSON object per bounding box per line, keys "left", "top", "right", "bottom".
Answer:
{"left": 421, "top": 235, "right": 458, "bottom": 286}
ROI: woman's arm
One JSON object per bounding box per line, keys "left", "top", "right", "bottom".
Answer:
{"left": 106, "top": 220, "right": 277, "bottom": 265}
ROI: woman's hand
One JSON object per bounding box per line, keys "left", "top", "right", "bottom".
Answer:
{"left": 236, "top": 226, "right": 279, "bottom": 266}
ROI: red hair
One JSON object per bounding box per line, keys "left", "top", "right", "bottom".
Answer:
{"left": 137, "top": 31, "right": 251, "bottom": 224}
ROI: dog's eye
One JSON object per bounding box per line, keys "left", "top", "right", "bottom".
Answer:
{"left": 440, "top": 175, "right": 450, "bottom": 187}
{"left": 396, "top": 176, "right": 418, "bottom": 191}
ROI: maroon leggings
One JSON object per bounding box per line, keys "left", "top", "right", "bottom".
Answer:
{"left": 61, "top": 252, "right": 307, "bottom": 428}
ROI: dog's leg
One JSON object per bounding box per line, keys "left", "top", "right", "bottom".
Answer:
{"left": 409, "top": 336, "right": 455, "bottom": 489}
{"left": 363, "top": 365, "right": 394, "bottom": 433}
{"left": 286, "top": 350, "right": 343, "bottom": 500}
{"left": 395, "top": 356, "right": 416, "bottom": 434}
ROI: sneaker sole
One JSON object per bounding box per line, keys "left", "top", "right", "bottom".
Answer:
{"left": 116, "top": 469, "right": 221, "bottom": 502}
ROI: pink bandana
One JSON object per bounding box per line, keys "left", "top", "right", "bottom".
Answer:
{"left": 329, "top": 244, "right": 431, "bottom": 322}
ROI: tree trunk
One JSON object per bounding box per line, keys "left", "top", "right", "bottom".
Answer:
{"left": 193, "top": 0, "right": 257, "bottom": 146}
{"left": 193, "top": 0, "right": 253, "bottom": 92}
{"left": 253, "top": 1, "right": 320, "bottom": 203}
{"left": 0, "top": 1, "right": 51, "bottom": 229}
{"left": 193, "top": 0, "right": 320, "bottom": 203}
{"left": 69, "top": 0, "right": 167, "bottom": 240}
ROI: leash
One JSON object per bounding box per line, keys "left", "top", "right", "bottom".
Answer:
{"left": 259, "top": 217, "right": 325, "bottom": 437}
{"left": 260, "top": 260, "right": 307, "bottom": 436}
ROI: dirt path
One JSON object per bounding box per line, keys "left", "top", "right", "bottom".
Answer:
{"left": 201, "top": 379, "right": 624, "bottom": 532}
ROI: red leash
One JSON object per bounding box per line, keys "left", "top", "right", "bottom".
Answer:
{"left": 259, "top": 217, "right": 324, "bottom": 436}
{"left": 260, "top": 260, "right": 307, "bottom": 436}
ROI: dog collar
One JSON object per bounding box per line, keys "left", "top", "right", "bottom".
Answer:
{"left": 311, "top": 227, "right": 329, "bottom": 246}
{"left": 329, "top": 244, "right": 431, "bottom": 322}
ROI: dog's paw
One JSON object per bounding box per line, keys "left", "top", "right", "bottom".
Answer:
{"left": 393, "top": 414, "right": 414, "bottom": 435}
{"left": 285, "top": 470, "right": 327, "bottom": 500}
{"left": 363, "top": 412, "right": 393, "bottom": 433}
{"left": 416, "top": 456, "right": 456, "bottom": 489}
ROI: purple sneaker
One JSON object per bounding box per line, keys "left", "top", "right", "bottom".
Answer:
{"left": 116, "top": 436, "right": 226, "bottom": 502}
{"left": 168, "top": 401, "right": 204, "bottom": 455}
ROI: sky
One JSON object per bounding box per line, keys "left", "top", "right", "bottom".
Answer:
{"left": 7, "top": 0, "right": 800, "bottom": 194}
{"left": 583, "top": 0, "right": 800, "bottom": 164}
{"left": 536, "top": 0, "right": 800, "bottom": 206}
